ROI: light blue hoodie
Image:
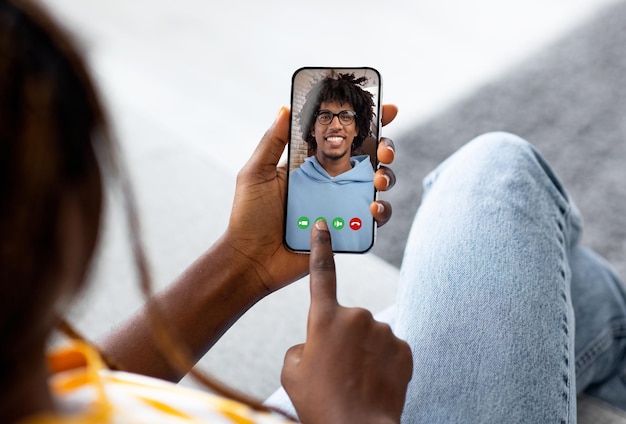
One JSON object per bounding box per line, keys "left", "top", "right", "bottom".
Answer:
{"left": 285, "top": 154, "right": 375, "bottom": 252}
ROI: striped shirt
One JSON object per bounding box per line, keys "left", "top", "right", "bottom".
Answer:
{"left": 21, "top": 341, "right": 294, "bottom": 423}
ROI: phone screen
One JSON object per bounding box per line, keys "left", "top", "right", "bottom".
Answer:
{"left": 284, "top": 67, "right": 382, "bottom": 253}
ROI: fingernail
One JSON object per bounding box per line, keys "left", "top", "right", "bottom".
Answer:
{"left": 386, "top": 144, "right": 395, "bottom": 154}
{"left": 277, "top": 105, "right": 289, "bottom": 119}
{"left": 381, "top": 173, "right": 391, "bottom": 189}
{"left": 315, "top": 218, "right": 328, "bottom": 231}
{"left": 376, "top": 202, "right": 385, "bottom": 214}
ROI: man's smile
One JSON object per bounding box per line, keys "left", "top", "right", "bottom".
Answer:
{"left": 324, "top": 135, "right": 345, "bottom": 146}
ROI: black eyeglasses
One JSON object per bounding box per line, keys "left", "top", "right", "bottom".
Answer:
{"left": 315, "top": 110, "right": 357, "bottom": 126}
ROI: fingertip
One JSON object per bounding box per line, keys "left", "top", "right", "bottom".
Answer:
{"left": 371, "top": 200, "right": 392, "bottom": 227}
{"left": 310, "top": 218, "right": 332, "bottom": 252}
{"left": 253, "top": 106, "right": 290, "bottom": 163}
{"left": 277, "top": 105, "right": 290, "bottom": 121}
{"left": 377, "top": 138, "right": 395, "bottom": 164}
{"left": 381, "top": 104, "right": 398, "bottom": 126}
{"left": 374, "top": 171, "right": 392, "bottom": 191}
{"left": 370, "top": 201, "right": 384, "bottom": 217}
{"left": 273, "top": 106, "right": 291, "bottom": 138}
{"left": 314, "top": 218, "right": 329, "bottom": 232}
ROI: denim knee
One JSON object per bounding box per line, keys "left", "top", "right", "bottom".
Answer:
{"left": 424, "top": 132, "right": 559, "bottom": 196}
{"left": 472, "top": 132, "right": 571, "bottom": 201}
{"left": 421, "top": 131, "right": 582, "bottom": 246}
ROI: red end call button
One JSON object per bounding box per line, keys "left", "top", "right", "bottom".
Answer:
{"left": 349, "top": 217, "right": 362, "bottom": 231}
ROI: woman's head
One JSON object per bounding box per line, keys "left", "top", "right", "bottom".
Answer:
{"left": 0, "top": 0, "right": 110, "bottom": 360}
{"left": 299, "top": 72, "right": 375, "bottom": 154}
{"left": 0, "top": 4, "right": 306, "bottom": 419}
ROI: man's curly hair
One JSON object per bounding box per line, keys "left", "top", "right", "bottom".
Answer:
{"left": 299, "top": 72, "right": 375, "bottom": 153}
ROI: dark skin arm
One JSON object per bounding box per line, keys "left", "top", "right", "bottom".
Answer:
{"left": 281, "top": 220, "right": 413, "bottom": 424}
{"left": 98, "top": 105, "right": 398, "bottom": 381}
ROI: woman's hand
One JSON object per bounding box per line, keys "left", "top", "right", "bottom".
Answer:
{"left": 100, "top": 105, "right": 401, "bottom": 381}
{"left": 223, "top": 105, "right": 399, "bottom": 295}
{"left": 281, "top": 220, "right": 413, "bottom": 423}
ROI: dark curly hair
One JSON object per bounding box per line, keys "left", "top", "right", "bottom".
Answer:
{"left": 299, "top": 72, "right": 375, "bottom": 153}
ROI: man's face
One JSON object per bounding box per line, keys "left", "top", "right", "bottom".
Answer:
{"left": 312, "top": 100, "right": 359, "bottom": 163}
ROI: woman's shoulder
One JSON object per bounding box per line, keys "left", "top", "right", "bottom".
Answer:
{"left": 22, "top": 341, "right": 293, "bottom": 423}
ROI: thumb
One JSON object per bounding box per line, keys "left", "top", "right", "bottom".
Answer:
{"left": 283, "top": 343, "right": 304, "bottom": 366}
{"left": 246, "top": 106, "right": 291, "bottom": 170}
{"left": 281, "top": 343, "right": 304, "bottom": 387}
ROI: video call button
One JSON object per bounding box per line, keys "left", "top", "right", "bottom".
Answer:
{"left": 297, "top": 217, "right": 310, "bottom": 229}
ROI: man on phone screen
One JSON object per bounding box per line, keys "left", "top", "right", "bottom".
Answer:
{"left": 286, "top": 72, "right": 377, "bottom": 252}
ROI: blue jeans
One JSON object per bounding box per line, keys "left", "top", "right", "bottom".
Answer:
{"left": 267, "top": 133, "right": 626, "bottom": 423}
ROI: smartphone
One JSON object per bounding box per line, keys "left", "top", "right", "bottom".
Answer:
{"left": 284, "top": 67, "right": 382, "bottom": 253}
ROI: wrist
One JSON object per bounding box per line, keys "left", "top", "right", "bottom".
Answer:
{"left": 211, "top": 233, "right": 275, "bottom": 300}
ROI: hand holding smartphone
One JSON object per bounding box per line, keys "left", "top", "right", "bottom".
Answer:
{"left": 284, "top": 67, "right": 382, "bottom": 253}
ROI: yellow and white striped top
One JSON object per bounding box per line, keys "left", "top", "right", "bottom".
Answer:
{"left": 21, "top": 341, "right": 294, "bottom": 423}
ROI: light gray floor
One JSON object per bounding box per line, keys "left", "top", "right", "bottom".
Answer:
{"left": 44, "top": 0, "right": 620, "bottom": 401}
